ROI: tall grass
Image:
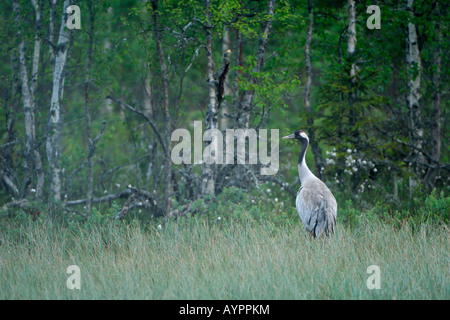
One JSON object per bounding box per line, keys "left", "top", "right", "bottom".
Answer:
{"left": 0, "top": 217, "right": 448, "bottom": 299}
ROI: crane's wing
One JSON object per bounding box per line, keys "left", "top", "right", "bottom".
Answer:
{"left": 296, "top": 182, "right": 337, "bottom": 238}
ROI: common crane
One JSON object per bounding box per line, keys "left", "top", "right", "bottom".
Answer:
{"left": 283, "top": 130, "right": 337, "bottom": 238}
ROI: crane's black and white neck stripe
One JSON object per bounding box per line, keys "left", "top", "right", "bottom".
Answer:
{"left": 295, "top": 131, "right": 316, "bottom": 184}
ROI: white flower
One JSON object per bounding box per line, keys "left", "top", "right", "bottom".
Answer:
{"left": 104, "top": 190, "right": 108, "bottom": 194}
{"left": 362, "top": 160, "right": 367, "bottom": 165}
{"left": 373, "top": 168, "right": 378, "bottom": 173}
{"left": 138, "top": 210, "right": 142, "bottom": 213}
{"left": 267, "top": 188, "right": 271, "bottom": 193}
{"left": 275, "top": 198, "right": 278, "bottom": 202}
{"left": 352, "top": 167, "right": 358, "bottom": 172}
{"left": 347, "top": 149, "right": 352, "bottom": 153}
{"left": 251, "top": 199, "right": 255, "bottom": 204}
{"left": 128, "top": 184, "right": 132, "bottom": 188}
{"left": 217, "top": 217, "right": 221, "bottom": 221}
{"left": 115, "top": 183, "right": 121, "bottom": 188}
{"left": 30, "top": 189, "right": 36, "bottom": 193}
{"left": 157, "top": 225, "right": 162, "bottom": 230}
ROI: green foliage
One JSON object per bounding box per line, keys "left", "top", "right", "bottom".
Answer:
{"left": 170, "top": 186, "right": 297, "bottom": 227}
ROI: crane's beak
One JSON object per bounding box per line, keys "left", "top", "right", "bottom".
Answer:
{"left": 282, "top": 133, "right": 295, "bottom": 140}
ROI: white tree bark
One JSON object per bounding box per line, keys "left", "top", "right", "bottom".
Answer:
{"left": 48, "top": 0, "right": 57, "bottom": 68}
{"left": 347, "top": 0, "right": 356, "bottom": 67}
{"left": 13, "top": 0, "right": 45, "bottom": 198}
{"left": 220, "top": 27, "right": 231, "bottom": 130}
{"left": 405, "top": 0, "right": 425, "bottom": 176}
{"left": 201, "top": 0, "right": 218, "bottom": 196}
{"left": 47, "top": 0, "right": 71, "bottom": 204}
{"left": 347, "top": 0, "right": 357, "bottom": 92}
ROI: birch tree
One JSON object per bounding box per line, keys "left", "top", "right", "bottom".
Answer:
{"left": 85, "top": 0, "right": 95, "bottom": 216}
{"left": 150, "top": 0, "right": 172, "bottom": 215}
{"left": 303, "top": 0, "right": 324, "bottom": 181}
{"left": 201, "top": 0, "right": 218, "bottom": 197}
{"left": 347, "top": 0, "right": 357, "bottom": 129}
{"left": 12, "top": 0, "right": 45, "bottom": 198}
{"left": 405, "top": 0, "right": 426, "bottom": 188}
{"left": 220, "top": 28, "right": 232, "bottom": 130}
{"left": 424, "top": 1, "right": 443, "bottom": 190}
{"left": 46, "top": 0, "right": 71, "bottom": 206}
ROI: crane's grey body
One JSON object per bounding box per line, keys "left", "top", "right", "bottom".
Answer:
{"left": 284, "top": 130, "right": 337, "bottom": 238}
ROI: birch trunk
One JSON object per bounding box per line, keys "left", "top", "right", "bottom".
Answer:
{"left": 347, "top": 0, "right": 356, "bottom": 68}
{"left": 151, "top": 0, "right": 172, "bottom": 215}
{"left": 201, "top": 0, "right": 217, "bottom": 196}
{"left": 424, "top": 2, "right": 442, "bottom": 190}
{"left": 47, "top": 0, "right": 71, "bottom": 205}
{"left": 347, "top": 0, "right": 358, "bottom": 129}
{"left": 405, "top": 0, "right": 426, "bottom": 178}
{"left": 49, "top": 0, "right": 57, "bottom": 69}
{"left": 31, "top": 0, "right": 45, "bottom": 198}
{"left": 13, "top": 0, "right": 44, "bottom": 198}
{"left": 85, "top": 0, "right": 95, "bottom": 216}
{"left": 304, "top": 0, "right": 324, "bottom": 181}
{"left": 220, "top": 28, "right": 231, "bottom": 130}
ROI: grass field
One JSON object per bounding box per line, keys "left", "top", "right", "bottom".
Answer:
{"left": 0, "top": 216, "right": 448, "bottom": 299}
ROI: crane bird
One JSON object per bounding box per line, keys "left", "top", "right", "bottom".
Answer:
{"left": 283, "top": 130, "right": 337, "bottom": 238}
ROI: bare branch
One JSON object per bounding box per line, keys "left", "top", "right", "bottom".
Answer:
{"left": 106, "top": 94, "right": 167, "bottom": 156}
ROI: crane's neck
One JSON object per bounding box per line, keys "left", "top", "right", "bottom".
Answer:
{"left": 298, "top": 139, "right": 315, "bottom": 184}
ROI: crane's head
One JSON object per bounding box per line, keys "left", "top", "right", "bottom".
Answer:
{"left": 282, "top": 130, "right": 309, "bottom": 142}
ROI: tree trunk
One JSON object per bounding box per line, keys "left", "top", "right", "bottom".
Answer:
{"left": 85, "top": 0, "right": 95, "bottom": 216}
{"left": 424, "top": 2, "right": 442, "bottom": 191}
{"left": 347, "top": 0, "right": 356, "bottom": 64}
{"left": 48, "top": 0, "right": 57, "bottom": 69}
{"left": 47, "top": 0, "right": 71, "bottom": 207}
{"left": 405, "top": 0, "right": 425, "bottom": 182}
{"left": 347, "top": 0, "right": 358, "bottom": 128}
{"left": 151, "top": 0, "right": 172, "bottom": 215}
{"left": 201, "top": 0, "right": 218, "bottom": 197}
{"left": 304, "top": 0, "right": 324, "bottom": 181}
{"left": 13, "top": 0, "right": 44, "bottom": 198}
{"left": 220, "top": 27, "right": 231, "bottom": 130}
